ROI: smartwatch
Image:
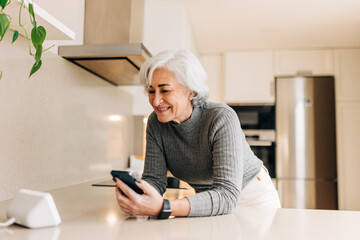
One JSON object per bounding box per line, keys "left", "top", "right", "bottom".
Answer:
{"left": 157, "top": 199, "right": 171, "bottom": 219}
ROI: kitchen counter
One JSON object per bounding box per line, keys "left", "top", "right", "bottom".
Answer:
{"left": 0, "top": 179, "right": 359, "bottom": 240}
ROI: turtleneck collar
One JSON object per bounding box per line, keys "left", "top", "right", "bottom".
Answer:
{"left": 168, "top": 104, "right": 203, "bottom": 132}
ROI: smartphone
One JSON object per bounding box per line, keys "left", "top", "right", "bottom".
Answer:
{"left": 111, "top": 170, "right": 144, "bottom": 194}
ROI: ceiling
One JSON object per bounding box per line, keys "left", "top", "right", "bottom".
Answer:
{"left": 173, "top": 0, "right": 360, "bottom": 54}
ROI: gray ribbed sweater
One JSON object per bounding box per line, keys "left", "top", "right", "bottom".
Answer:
{"left": 142, "top": 102, "right": 263, "bottom": 217}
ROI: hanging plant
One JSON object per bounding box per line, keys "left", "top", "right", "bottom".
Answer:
{"left": 0, "top": 0, "right": 52, "bottom": 80}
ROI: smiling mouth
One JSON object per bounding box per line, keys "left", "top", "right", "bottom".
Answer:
{"left": 156, "top": 106, "right": 170, "bottom": 112}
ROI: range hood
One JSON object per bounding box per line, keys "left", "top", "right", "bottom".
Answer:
{"left": 58, "top": 0, "right": 151, "bottom": 86}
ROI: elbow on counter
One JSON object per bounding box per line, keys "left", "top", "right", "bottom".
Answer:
{"left": 212, "top": 188, "right": 240, "bottom": 216}
{"left": 186, "top": 187, "right": 241, "bottom": 217}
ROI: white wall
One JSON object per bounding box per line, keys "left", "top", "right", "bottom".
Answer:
{"left": 120, "top": 86, "right": 153, "bottom": 116}
{"left": 0, "top": 0, "right": 132, "bottom": 201}
{"left": 0, "top": 30, "right": 140, "bottom": 201}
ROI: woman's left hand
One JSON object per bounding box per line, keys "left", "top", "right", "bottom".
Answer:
{"left": 115, "top": 178, "right": 164, "bottom": 216}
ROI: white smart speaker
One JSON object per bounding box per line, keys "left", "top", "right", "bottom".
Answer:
{"left": 5, "top": 189, "right": 61, "bottom": 228}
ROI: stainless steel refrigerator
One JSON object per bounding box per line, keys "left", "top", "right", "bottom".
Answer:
{"left": 275, "top": 76, "right": 337, "bottom": 210}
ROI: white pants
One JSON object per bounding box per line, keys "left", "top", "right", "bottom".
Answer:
{"left": 238, "top": 166, "right": 281, "bottom": 208}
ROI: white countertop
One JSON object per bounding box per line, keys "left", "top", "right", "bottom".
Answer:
{"left": 1, "top": 179, "right": 359, "bottom": 240}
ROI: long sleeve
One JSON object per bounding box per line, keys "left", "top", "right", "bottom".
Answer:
{"left": 186, "top": 108, "right": 243, "bottom": 216}
{"left": 141, "top": 113, "right": 168, "bottom": 195}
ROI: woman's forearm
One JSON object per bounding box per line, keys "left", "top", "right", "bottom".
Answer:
{"left": 169, "top": 198, "right": 190, "bottom": 217}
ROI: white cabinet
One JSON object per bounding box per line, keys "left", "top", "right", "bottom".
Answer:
{"left": 334, "top": 49, "right": 360, "bottom": 101}
{"left": 334, "top": 48, "right": 360, "bottom": 210}
{"left": 200, "top": 55, "right": 223, "bottom": 103}
{"left": 274, "top": 50, "right": 334, "bottom": 76}
{"left": 7, "top": 0, "right": 76, "bottom": 40}
{"left": 336, "top": 103, "right": 360, "bottom": 210}
{"left": 224, "top": 51, "right": 274, "bottom": 104}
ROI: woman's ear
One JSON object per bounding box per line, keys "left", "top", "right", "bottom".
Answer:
{"left": 189, "top": 91, "right": 196, "bottom": 100}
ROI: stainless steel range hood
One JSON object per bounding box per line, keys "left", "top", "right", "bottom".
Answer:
{"left": 58, "top": 0, "right": 151, "bottom": 86}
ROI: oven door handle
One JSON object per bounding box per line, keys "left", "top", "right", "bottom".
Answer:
{"left": 247, "top": 140, "right": 273, "bottom": 146}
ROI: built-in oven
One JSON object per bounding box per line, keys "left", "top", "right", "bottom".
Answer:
{"left": 229, "top": 105, "right": 276, "bottom": 178}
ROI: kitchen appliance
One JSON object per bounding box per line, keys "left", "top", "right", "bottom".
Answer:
{"left": 230, "top": 105, "right": 276, "bottom": 178}
{"left": 275, "top": 76, "right": 337, "bottom": 209}
{"left": 59, "top": 0, "right": 151, "bottom": 86}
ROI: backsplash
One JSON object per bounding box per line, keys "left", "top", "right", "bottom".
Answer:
{"left": 0, "top": 34, "right": 147, "bottom": 201}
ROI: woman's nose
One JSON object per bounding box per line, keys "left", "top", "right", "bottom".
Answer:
{"left": 153, "top": 93, "right": 163, "bottom": 106}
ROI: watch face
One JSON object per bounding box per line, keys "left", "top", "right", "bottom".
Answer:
{"left": 158, "top": 199, "right": 171, "bottom": 219}
{"left": 158, "top": 210, "right": 171, "bottom": 219}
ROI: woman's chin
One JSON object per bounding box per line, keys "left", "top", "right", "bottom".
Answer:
{"left": 156, "top": 115, "right": 172, "bottom": 123}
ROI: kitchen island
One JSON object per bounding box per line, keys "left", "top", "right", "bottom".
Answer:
{"left": 0, "top": 179, "right": 359, "bottom": 240}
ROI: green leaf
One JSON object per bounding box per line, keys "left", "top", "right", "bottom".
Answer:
{"left": 11, "top": 30, "right": 19, "bottom": 43}
{"left": 32, "top": 20, "right": 37, "bottom": 28}
{"left": 31, "top": 26, "right": 46, "bottom": 46}
{"left": 34, "top": 44, "right": 42, "bottom": 63}
{"left": 0, "top": 71, "right": 2, "bottom": 80}
{"left": 28, "top": 3, "right": 35, "bottom": 20}
{"left": 0, "top": 13, "right": 10, "bottom": 41}
{"left": 29, "top": 60, "right": 42, "bottom": 78}
{"left": 0, "top": 0, "right": 8, "bottom": 10}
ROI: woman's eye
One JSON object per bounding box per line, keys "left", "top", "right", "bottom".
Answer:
{"left": 148, "top": 90, "right": 155, "bottom": 94}
{"left": 162, "top": 90, "right": 170, "bottom": 93}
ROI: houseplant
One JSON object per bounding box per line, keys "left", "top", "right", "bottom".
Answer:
{"left": 0, "top": 0, "right": 50, "bottom": 80}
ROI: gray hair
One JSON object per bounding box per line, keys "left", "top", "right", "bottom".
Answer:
{"left": 139, "top": 49, "right": 209, "bottom": 106}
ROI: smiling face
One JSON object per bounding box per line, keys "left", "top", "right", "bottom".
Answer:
{"left": 148, "top": 68, "right": 193, "bottom": 124}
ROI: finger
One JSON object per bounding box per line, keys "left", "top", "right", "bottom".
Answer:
{"left": 115, "top": 184, "right": 122, "bottom": 195}
{"left": 136, "top": 179, "right": 158, "bottom": 196}
{"left": 115, "top": 178, "right": 139, "bottom": 200}
{"left": 115, "top": 186, "right": 125, "bottom": 200}
{"left": 114, "top": 185, "right": 138, "bottom": 215}
{"left": 118, "top": 199, "right": 140, "bottom": 215}
{"left": 115, "top": 184, "right": 128, "bottom": 199}
{"left": 119, "top": 206, "right": 132, "bottom": 214}
{"left": 118, "top": 201, "right": 131, "bottom": 211}
{"left": 117, "top": 198, "right": 136, "bottom": 215}
{"left": 116, "top": 189, "right": 133, "bottom": 206}
{"left": 115, "top": 186, "right": 135, "bottom": 209}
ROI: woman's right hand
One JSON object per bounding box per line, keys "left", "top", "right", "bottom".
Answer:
{"left": 115, "top": 178, "right": 164, "bottom": 216}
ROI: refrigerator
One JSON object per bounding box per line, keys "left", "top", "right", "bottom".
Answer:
{"left": 275, "top": 76, "right": 338, "bottom": 210}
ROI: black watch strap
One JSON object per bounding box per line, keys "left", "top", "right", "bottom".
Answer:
{"left": 157, "top": 199, "right": 171, "bottom": 219}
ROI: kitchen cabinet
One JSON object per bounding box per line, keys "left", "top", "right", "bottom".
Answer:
{"left": 334, "top": 49, "right": 360, "bottom": 101}
{"left": 334, "top": 48, "right": 360, "bottom": 211}
{"left": 224, "top": 51, "right": 275, "bottom": 104}
{"left": 274, "top": 50, "right": 334, "bottom": 76}
{"left": 200, "top": 55, "right": 224, "bottom": 103}
{"left": 336, "top": 103, "right": 360, "bottom": 210}
{"left": 6, "top": 0, "right": 75, "bottom": 40}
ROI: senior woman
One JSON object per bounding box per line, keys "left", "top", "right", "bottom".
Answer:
{"left": 114, "top": 49, "right": 281, "bottom": 218}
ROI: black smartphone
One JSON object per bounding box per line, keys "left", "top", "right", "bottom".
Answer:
{"left": 111, "top": 170, "right": 144, "bottom": 194}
